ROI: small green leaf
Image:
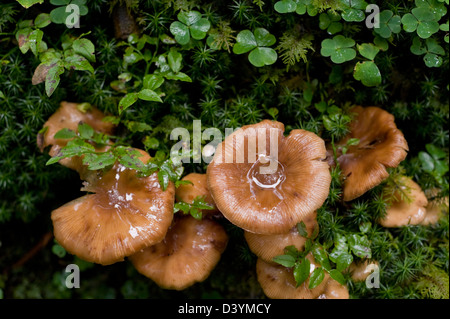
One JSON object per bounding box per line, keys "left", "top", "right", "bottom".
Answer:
{"left": 158, "top": 169, "right": 170, "bottom": 191}
{"left": 312, "top": 244, "right": 331, "bottom": 271}
{"left": 357, "top": 43, "right": 380, "bottom": 60}
{"left": 353, "top": 61, "right": 382, "bottom": 87}
{"left": 64, "top": 54, "right": 94, "bottom": 73}
{"left": 54, "top": 128, "right": 76, "bottom": 139}
{"left": 77, "top": 123, "right": 94, "bottom": 139}
{"left": 328, "top": 269, "right": 346, "bottom": 285}
{"left": 248, "top": 47, "right": 278, "bottom": 67}
{"left": 293, "top": 258, "right": 311, "bottom": 287}
{"left": 83, "top": 152, "right": 116, "bottom": 170}
{"left": 347, "top": 234, "right": 372, "bottom": 258}
{"left": 335, "top": 252, "right": 353, "bottom": 272}
{"left": 118, "top": 92, "right": 139, "bottom": 114}
{"left": 233, "top": 30, "right": 258, "bottom": 54}
{"left": 143, "top": 74, "right": 164, "bottom": 90}
{"left": 178, "top": 11, "right": 201, "bottom": 26}
{"left": 168, "top": 47, "right": 182, "bottom": 73}
{"left": 170, "top": 21, "right": 190, "bottom": 45}
{"left": 254, "top": 28, "right": 276, "bottom": 47}
{"left": 297, "top": 221, "right": 308, "bottom": 237}
{"left": 190, "top": 18, "right": 211, "bottom": 40}
{"left": 29, "top": 29, "right": 44, "bottom": 57}
{"left": 72, "top": 38, "right": 96, "bottom": 63}
{"left": 138, "top": 89, "right": 163, "bottom": 102}
{"left": 425, "top": 144, "right": 446, "bottom": 160}
{"left": 34, "top": 13, "right": 51, "bottom": 28}
{"left": 274, "top": 0, "right": 297, "bottom": 13}
{"left": 45, "top": 61, "right": 64, "bottom": 97}
{"left": 16, "top": 0, "right": 44, "bottom": 8}
{"left": 309, "top": 267, "right": 325, "bottom": 289}
{"left": 272, "top": 254, "right": 296, "bottom": 268}
{"left": 419, "top": 151, "right": 435, "bottom": 172}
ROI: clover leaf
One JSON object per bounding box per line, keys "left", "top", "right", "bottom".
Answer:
{"left": 49, "top": 0, "right": 88, "bottom": 25}
{"left": 339, "top": 0, "right": 368, "bottom": 22}
{"left": 274, "top": 0, "right": 297, "bottom": 13}
{"left": 320, "top": 35, "right": 356, "bottom": 64}
{"left": 233, "top": 28, "right": 278, "bottom": 67}
{"left": 415, "top": 0, "right": 448, "bottom": 21}
{"left": 170, "top": 11, "right": 211, "bottom": 45}
{"left": 410, "top": 36, "right": 445, "bottom": 67}
{"left": 402, "top": 7, "right": 440, "bottom": 39}
{"left": 319, "top": 10, "right": 343, "bottom": 35}
{"left": 274, "top": 0, "right": 318, "bottom": 16}
{"left": 374, "top": 10, "right": 402, "bottom": 38}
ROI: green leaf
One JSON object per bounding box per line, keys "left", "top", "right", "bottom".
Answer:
{"left": 54, "top": 128, "right": 76, "bottom": 139}
{"left": 178, "top": 11, "right": 201, "bottom": 26}
{"left": 233, "top": 30, "right": 257, "bottom": 54}
{"left": 28, "top": 29, "right": 44, "bottom": 57}
{"left": 170, "top": 21, "right": 190, "bottom": 45}
{"left": 347, "top": 234, "right": 372, "bottom": 258}
{"left": 49, "top": 6, "right": 69, "bottom": 24}
{"left": 190, "top": 18, "right": 211, "bottom": 40}
{"left": 335, "top": 252, "right": 353, "bottom": 272}
{"left": 312, "top": 244, "right": 331, "bottom": 271}
{"left": 274, "top": 0, "right": 297, "bottom": 13}
{"left": 254, "top": 28, "right": 276, "bottom": 47}
{"left": 16, "top": 28, "right": 32, "bottom": 54}
{"left": 168, "top": 48, "right": 182, "bottom": 73}
{"left": 138, "top": 89, "right": 163, "bottom": 102}
{"left": 357, "top": 43, "right": 380, "bottom": 60}
{"left": 83, "top": 152, "right": 116, "bottom": 170}
{"left": 328, "top": 269, "right": 346, "bottom": 285}
{"left": 143, "top": 74, "right": 164, "bottom": 90}
{"left": 158, "top": 169, "right": 170, "bottom": 191}
{"left": 353, "top": 61, "right": 382, "bottom": 87}
{"left": 118, "top": 92, "right": 139, "bottom": 114}
{"left": 293, "top": 258, "right": 311, "bottom": 287}
{"left": 320, "top": 35, "right": 356, "bottom": 64}
{"left": 374, "top": 10, "right": 402, "bottom": 38}
{"left": 248, "top": 47, "right": 278, "bottom": 67}
{"left": 309, "top": 267, "right": 325, "bottom": 289}
{"left": 297, "top": 221, "right": 308, "bottom": 237}
{"left": 64, "top": 54, "right": 94, "bottom": 73}
{"left": 272, "top": 254, "right": 296, "bottom": 268}
{"left": 419, "top": 151, "right": 435, "bottom": 172}
{"left": 34, "top": 13, "right": 51, "bottom": 28}
{"left": 77, "top": 123, "right": 94, "bottom": 139}
{"left": 45, "top": 61, "right": 64, "bottom": 97}
{"left": 164, "top": 72, "right": 192, "bottom": 82}
{"left": 16, "top": 0, "right": 44, "bottom": 8}
{"left": 425, "top": 144, "right": 446, "bottom": 159}
{"left": 72, "top": 38, "right": 96, "bottom": 63}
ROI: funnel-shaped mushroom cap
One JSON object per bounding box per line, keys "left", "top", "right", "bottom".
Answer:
{"left": 51, "top": 150, "right": 175, "bottom": 265}
{"left": 256, "top": 254, "right": 329, "bottom": 299}
{"left": 207, "top": 120, "right": 331, "bottom": 234}
{"left": 317, "top": 279, "right": 349, "bottom": 299}
{"left": 37, "top": 101, "right": 115, "bottom": 172}
{"left": 421, "top": 189, "right": 448, "bottom": 225}
{"left": 331, "top": 106, "right": 408, "bottom": 201}
{"left": 379, "top": 176, "right": 427, "bottom": 228}
{"left": 129, "top": 215, "right": 228, "bottom": 290}
{"left": 244, "top": 211, "right": 318, "bottom": 262}
{"left": 176, "top": 173, "right": 219, "bottom": 216}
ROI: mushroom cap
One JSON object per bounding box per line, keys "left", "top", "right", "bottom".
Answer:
{"left": 129, "top": 215, "right": 229, "bottom": 290}
{"left": 207, "top": 120, "right": 331, "bottom": 234}
{"left": 244, "top": 211, "right": 318, "bottom": 263}
{"left": 51, "top": 149, "right": 175, "bottom": 265}
{"left": 379, "top": 176, "right": 428, "bottom": 228}
{"left": 37, "top": 101, "right": 115, "bottom": 172}
{"left": 256, "top": 254, "right": 330, "bottom": 299}
{"left": 421, "top": 189, "right": 449, "bottom": 226}
{"left": 332, "top": 106, "right": 408, "bottom": 201}
{"left": 347, "top": 260, "right": 379, "bottom": 282}
{"left": 317, "top": 279, "right": 349, "bottom": 299}
{"left": 175, "top": 173, "right": 219, "bottom": 216}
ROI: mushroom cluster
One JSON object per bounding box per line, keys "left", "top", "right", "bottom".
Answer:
{"left": 40, "top": 102, "right": 228, "bottom": 290}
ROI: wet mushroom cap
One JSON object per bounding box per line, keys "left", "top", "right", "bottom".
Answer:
{"left": 256, "top": 254, "right": 329, "bottom": 299}
{"left": 331, "top": 106, "right": 408, "bottom": 201}
{"left": 347, "top": 260, "right": 379, "bottom": 282}
{"left": 421, "top": 190, "right": 449, "bottom": 225}
{"left": 317, "top": 278, "right": 349, "bottom": 299}
{"left": 175, "top": 173, "right": 219, "bottom": 216}
{"left": 37, "top": 101, "right": 115, "bottom": 172}
{"left": 51, "top": 149, "right": 175, "bottom": 265}
{"left": 129, "top": 215, "right": 228, "bottom": 290}
{"left": 379, "top": 176, "right": 428, "bottom": 228}
{"left": 244, "top": 211, "right": 318, "bottom": 263}
{"left": 207, "top": 120, "right": 331, "bottom": 234}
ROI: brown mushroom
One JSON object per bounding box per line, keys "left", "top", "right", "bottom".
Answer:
{"left": 129, "top": 215, "right": 228, "bottom": 290}
{"left": 244, "top": 211, "right": 318, "bottom": 263}
{"left": 421, "top": 189, "right": 449, "bottom": 225}
{"left": 379, "top": 176, "right": 427, "bottom": 228}
{"left": 207, "top": 120, "right": 331, "bottom": 234}
{"left": 317, "top": 278, "right": 349, "bottom": 299}
{"left": 347, "top": 260, "right": 379, "bottom": 282}
{"left": 175, "top": 173, "right": 219, "bottom": 217}
{"left": 329, "top": 106, "right": 408, "bottom": 202}
{"left": 51, "top": 149, "right": 175, "bottom": 265}
{"left": 37, "top": 101, "right": 115, "bottom": 173}
{"left": 256, "top": 254, "right": 330, "bottom": 299}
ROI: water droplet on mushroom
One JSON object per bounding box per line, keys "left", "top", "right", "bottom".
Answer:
{"left": 247, "top": 154, "right": 286, "bottom": 201}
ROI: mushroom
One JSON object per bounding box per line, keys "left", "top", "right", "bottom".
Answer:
{"left": 346, "top": 260, "right": 379, "bottom": 282}
{"left": 379, "top": 176, "right": 427, "bottom": 228}
{"left": 421, "top": 189, "right": 449, "bottom": 226}
{"left": 129, "top": 215, "right": 229, "bottom": 290}
{"left": 256, "top": 254, "right": 330, "bottom": 299}
{"left": 175, "top": 173, "right": 219, "bottom": 217}
{"left": 317, "top": 278, "right": 349, "bottom": 299}
{"left": 37, "top": 101, "right": 115, "bottom": 173}
{"left": 328, "top": 106, "right": 408, "bottom": 202}
{"left": 244, "top": 211, "right": 318, "bottom": 263}
{"left": 51, "top": 149, "right": 175, "bottom": 265}
{"left": 207, "top": 119, "right": 331, "bottom": 234}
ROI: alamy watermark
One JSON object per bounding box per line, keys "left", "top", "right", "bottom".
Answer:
{"left": 65, "top": 4, "right": 80, "bottom": 28}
